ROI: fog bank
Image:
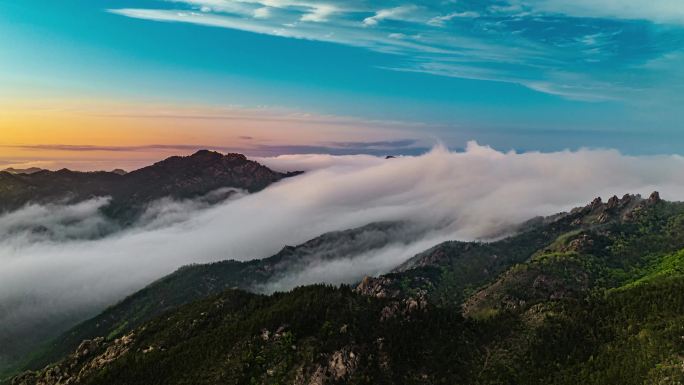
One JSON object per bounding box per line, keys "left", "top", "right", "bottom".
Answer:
{"left": 3, "top": 141, "right": 684, "bottom": 356}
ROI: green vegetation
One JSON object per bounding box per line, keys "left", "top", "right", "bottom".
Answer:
{"left": 0, "top": 150, "right": 295, "bottom": 220}
{"left": 12, "top": 276, "right": 684, "bottom": 385}
{"left": 19, "top": 222, "right": 406, "bottom": 375}
{"left": 9, "top": 194, "right": 684, "bottom": 384}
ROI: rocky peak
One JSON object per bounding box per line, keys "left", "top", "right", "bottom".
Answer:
{"left": 223, "top": 153, "right": 249, "bottom": 161}
{"left": 649, "top": 191, "right": 661, "bottom": 204}
{"left": 0, "top": 150, "right": 302, "bottom": 218}
{"left": 189, "top": 149, "right": 224, "bottom": 160}
{"left": 606, "top": 195, "right": 619, "bottom": 209}
{"left": 187, "top": 150, "right": 248, "bottom": 163}
{"left": 569, "top": 193, "right": 648, "bottom": 225}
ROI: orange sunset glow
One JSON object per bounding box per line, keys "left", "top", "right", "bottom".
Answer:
{"left": 1, "top": 100, "right": 421, "bottom": 171}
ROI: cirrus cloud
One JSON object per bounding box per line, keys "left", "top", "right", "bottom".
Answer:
{"left": 109, "top": 0, "right": 684, "bottom": 102}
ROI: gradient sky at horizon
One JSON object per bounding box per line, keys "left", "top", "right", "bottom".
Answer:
{"left": 1, "top": 0, "right": 684, "bottom": 170}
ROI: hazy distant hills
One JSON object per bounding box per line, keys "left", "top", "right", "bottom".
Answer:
{"left": 3, "top": 167, "right": 128, "bottom": 175}
{"left": 0, "top": 150, "right": 300, "bottom": 222}
{"left": 11, "top": 192, "right": 684, "bottom": 384}
{"left": 2, "top": 168, "right": 44, "bottom": 175}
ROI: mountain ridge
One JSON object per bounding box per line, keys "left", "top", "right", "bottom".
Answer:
{"left": 2, "top": 168, "right": 44, "bottom": 175}
{"left": 0, "top": 150, "right": 303, "bottom": 377}
{"left": 0, "top": 150, "right": 302, "bottom": 222}
{"left": 10, "top": 192, "right": 684, "bottom": 384}
{"left": 16, "top": 222, "right": 421, "bottom": 373}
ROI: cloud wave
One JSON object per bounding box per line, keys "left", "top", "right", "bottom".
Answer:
{"left": 3, "top": 142, "right": 684, "bottom": 359}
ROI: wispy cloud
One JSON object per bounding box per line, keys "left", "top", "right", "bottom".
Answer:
{"left": 5, "top": 142, "right": 684, "bottom": 355}
{"left": 331, "top": 139, "right": 419, "bottom": 149}
{"left": 300, "top": 4, "right": 337, "bottom": 22}
{"left": 5, "top": 140, "right": 427, "bottom": 161}
{"left": 108, "top": 0, "right": 684, "bottom": 102}
{"left": 521, "top": 0, "right": 684, "bottom": 26}
{"left": 428, "top": 11, "right": 480, "bottom": 27}
{"left": 362, "top": 5, "right": 420, "bottom": 26}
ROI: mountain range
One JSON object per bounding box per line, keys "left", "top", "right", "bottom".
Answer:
{"left": 17, "top": 221, "right": 423, "bottom": 373}
{"left": 0, "top": 151, "right": 303, "bottom": 378}
{"left": 2, "top": 168, "right": 44, "bottom": 175}
{"left": 7, "top": 188, "right": 684, "bottom": 384}
{"left": 0, "top": 150, "right": 300, "bottom": 223}
{"left": 3, "top": 151, "right": 684, "bottom": 384}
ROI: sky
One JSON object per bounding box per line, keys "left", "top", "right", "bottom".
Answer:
{"left": 1, "top": 0, "right": 684, "bottom": 169}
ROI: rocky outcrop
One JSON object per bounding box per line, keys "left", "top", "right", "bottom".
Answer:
{"left": 649, "top": 191, "right": 661, "bottom": 204}
{"left": 568, "top": 193, "right": 662, "bottom": 226}
{"left": 355, "top": 276, "right": 399, "bottom": 299}
{"left": 356, "top": 277, "right": 428, "bottom": 321}
{"left": 564, "top": 233, "right": 595, "bottom": 253}
{"left": 11, "top": 333, "right": 134, "bottom": 385}
{"left": 380, "top": 294, "right": 429, "bottom": 321}
{"left": 307, "top": 348, "right": 359, "bottom": 385}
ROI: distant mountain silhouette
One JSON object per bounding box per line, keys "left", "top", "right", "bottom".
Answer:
{"left": 110, "top": 169, "right": 127, "bottom": 175}
{"left": 2, "top": 167, "right": 44, "bottom": 175}
{"left": 0, "top": 150, "right": 301, "bottom": 222}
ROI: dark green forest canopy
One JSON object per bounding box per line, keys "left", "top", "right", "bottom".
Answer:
{"left": 9, "top": 194, "right": 684, "bottom": 384}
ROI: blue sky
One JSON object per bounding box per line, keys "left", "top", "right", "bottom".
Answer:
{"left": 1, "top": 0, "right": 684, "bottom": 155}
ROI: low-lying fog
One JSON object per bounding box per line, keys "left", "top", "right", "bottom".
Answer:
{"left": 3, "top": 141, "right": 684, "bottom": 356}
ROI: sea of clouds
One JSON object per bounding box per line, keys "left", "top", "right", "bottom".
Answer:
{"left": 3, "top": 141, "right": 684, "bottom": 358}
